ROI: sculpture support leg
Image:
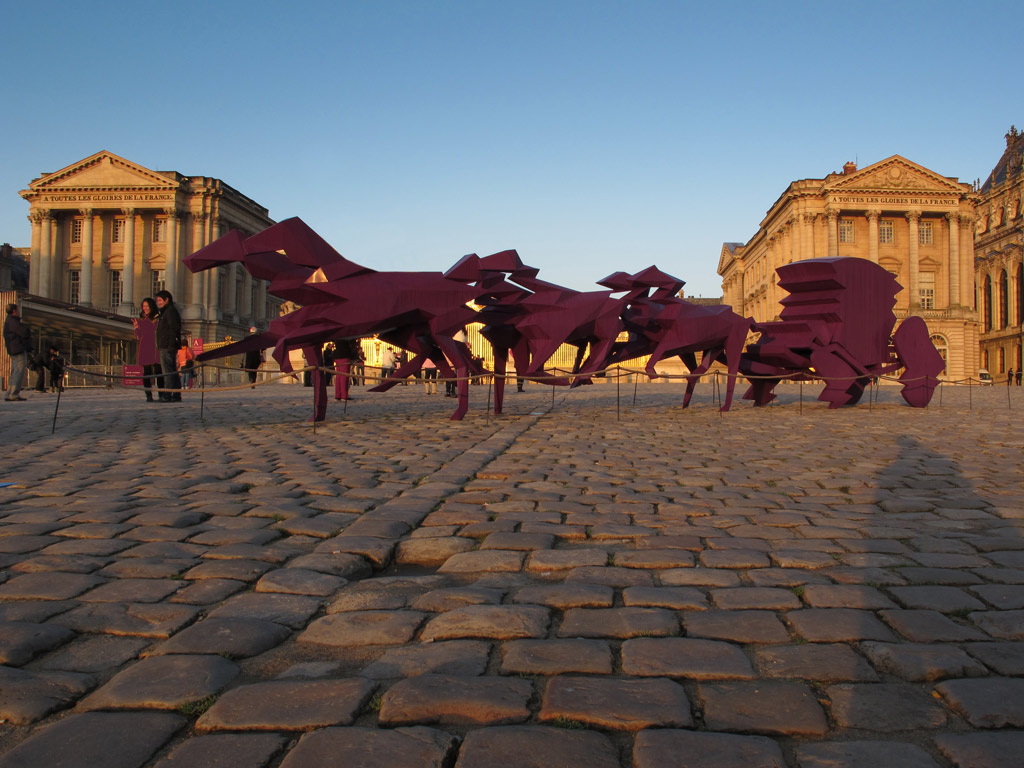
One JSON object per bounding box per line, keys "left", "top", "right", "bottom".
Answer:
{"left": 303, "top": 346, "right": 327, "bottom": 423}
{"left": 335, "top": 359, "right": 351, "bottom": 401}
{"left": 493, "top": 349, "right": 507, "bottom": 415}
{"left": 451, "top": 364, "right": 469, "bottom": 420}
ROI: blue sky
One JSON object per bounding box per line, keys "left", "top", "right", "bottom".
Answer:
{"left": 2, "top": 0, "right": 1021, "bottom": 297}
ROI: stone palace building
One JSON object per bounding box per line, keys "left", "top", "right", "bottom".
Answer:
{"left": 974, "top": 127, "right": 1024, "bottom": 379}
{"left": 19, "top": 150, "right": 282, "bottom": 344}
{"left": 718, "top": 155, "right": 981, "bottom": 382}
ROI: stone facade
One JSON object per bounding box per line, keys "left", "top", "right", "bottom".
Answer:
{"left": 974, "top": 127, "right": 1024, "bottom": 380}
{"left": 19, "top": 151, "right": 283, "bottom": 342}
{"left": 718, "top": 156, "right": 980, "bottom": 382}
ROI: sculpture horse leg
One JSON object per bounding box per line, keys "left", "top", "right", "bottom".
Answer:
{"left": 492, "top": 347, "right": 508, "bottom": 415}
{"left": 680, "top": 351, "right": 701, "bottom": 408}
{"left": 719, "top": 319, "right": 749, "bottom": 412}
{"left": 302, "top": 345, "right": 328, "bottom": 423}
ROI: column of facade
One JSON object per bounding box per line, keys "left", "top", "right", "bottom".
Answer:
{"left": 789, "top": 215, "right": 801, "bottom": 266}
{"left": 906, "top": 211, "right": 920, "bottom": 310}
{"left": 120, "top": 208, "right": 136, "bottom": 314}
{"left": 241, "top": 268, "right": 253, "bottom": 323}
{"left": 186, "top": 213, "right": 206, "bottom": 319}
{"left": 256, "top": 279, "right": 267, "bottom": 324}
{"left": 80, "top": 208, "right": 94, "bottom": 306}
{"left": 38, "top": 210, "right": 53, "bottom": 298}
{"left": 225, "top": 263, "right": 238, "bottom": 322}
{"left": 961, "top": 215, "right": 976, "bottom": 309}
{"left": 866, "top": 210, "right": 880, "bottom": 264}
{"left": 766, "top": 234, "right": 778, "bottom": 315}
{"left": 803, "top": 213, "right": 816, "bottom": 260}
{"left": 826, "top": 208, "right": 839, "bottom": 256}
{"left": 946, "top": 212, "right": 960, "bottom": 308}
{"left": 206, "top": 218, "right": 222, "bottom": 322}
{"left": 28, "top": 211, "right": 42, "bottom": 295}
{"left": 165, "top": 209, "right": 179, "bottom": 299}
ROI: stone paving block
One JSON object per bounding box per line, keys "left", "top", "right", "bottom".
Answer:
{"left": 801, "top": 584, "right": 897, "bottom": 609}
{"left": 614, "top": 549, "right": 695, "bottom": 569}
{"left": 97, "top": 557, "right": 196, "bottom": 578}
{"left": 968, "top": 609, "right": 1024, "bottom": 639}
{"left": 438, "top": 550, "right": 525, "bottom": 573}
{"left": 279, "top": 726, "right": 457, "bottom": 768}
{"left": 378, "top": 674, "right": 532, "bottom": 726}
{"left": 558, "top": 606, "right": 678, "bottom": 639}
{"left": 768, "top": 550, "right": 836, "bottom": 569}
{"left": 824, "top": 566, "right": 907, "bottom": 586}
{"left": 420, "top": 605, "right": 549, "bottom": 641}
{"left": 963, "top": 641, "right": 1024, "bottom": 674}
{"left": 623, "top": 586, "right": 708, "bottom": 610}
{"left": 755, "top": 643, "right": 879, "bottom": 682}
{"left": 315, "top": 535, "right": 396, "bottom": 567}
{"left": 880, "top": 609, "right": 989, "bottom": 642}
{"left": 796, "top": 741, "right": 941, "bottom": 768}
{"left": 683, "top": 610, "right": 790, "bottom": 644}
{"left": 362, "top": 639, "right": 491, "bottom": 678}
{"left": 396, "top": 537, "right": 476, "bottom": 566}
{"left": 660, "top": 568, "right": 742, "bottom": 587}
{"left": 699, "top": 550, "right": 771, "bottom": 569}
{"left": 0, "top": 665, "right": 94, "bottom": 724}
{"left": 299, "top": 610, "right": 426, "bottom": 647}
{"left": 934, "top": 678, "right": 1024, "bottom": 727}
{"left": 0, "top": 571, "right": 106, "bottom": 600}
{"left": 206, "top": 593, "right": 322, "bottom": 629}
{"left": 539, "top": 675, "right": 692, "bottom": 729}
{"left": 183, "top": 559, "right": 272, "bottom": 582}
{"left": 934, "top": 732, "right": 1024, "bottom": 768}
{"left": 826, "top": 682, "right": 948, "bottom": 731}
{"left": 454, "top": 725, "right": 619, "bottom": 768}
{"left": 510, "top": 584, "right": 614, "bottom": 610}
{"left": 195, "top": 677, "right": 375, "bottom": 731}
{"left": 52, "top": 602, "right": 200, "bottom": 638}
{"left": 76, "top": 578, "right": 183, "bottom": 603}
{"left": 8, "top": 554, "right": 110, "bottom": 574}
{"left": 710, "top": 587, "right": 801, "bottom": 610}
{"left": 622, "top": 637, "right": 755, "bottom": 679}
{"left": 254, "top": 567, "right": 346, "bottom": 596}
{"left": 149, "top": 617, "right": 290, "bottom": 659}
{"left": 563, "top": 565, "right": 654, "bottom": 587}
{"left": 480, "top": 532, "right": 554, "bottom": 551}
{"left": 897, "top": 567, "right": 983, "bottom": 585}
{"left": 0, "top": 711, "right": 185, "bottom": 768}
{"left": 524, "top": 549, "right": 608, "bottom": 572}
{"left": 282, "top": 552, "right": 374, "bottom": 579}
{"left": 36, "top": 634, "right": 150, "bottom": 673}
{"left": 861, "top": 641, "right": 988, "bottom": 681}
{"left": 787, "top": 608, "right": 898, "bottom": 642}
{"left": 501, "top": 638, "right": 612, "bottom": 675}
{"left": 410, "top": 587, "right": 505, "bottom": 612}
{"left": 0, "top": 621, "right": 75, "bottom": 665}
{"left": 969, "top": 584, "right": 1024, "bottom": 609}
{"left": 699, "top": 681, "right": 828, "bottom": 736}
{"left": 888, "top": 586, "right": 988, "bottom": 612}
{"left": 80, "top": 654, "right": 238, "bottom": 711}
{"left": 633, "top": 729, "right": 786, "bottom": 768}
{"left": 169, "top": 578, "right": 246, "bottom": 605}
{"left": 153, "top": 733, "right": 287, "bottom": 768}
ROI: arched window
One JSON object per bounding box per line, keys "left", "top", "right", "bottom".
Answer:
{"left": 1017, "top": 263, "right": 1024, "bottom": 327}
{"left": 929, "top": 334, "right": 948, "bottom": 374}
{"left": 1000, "top": 270, "right": 1009, "bottom": 329}
{"left": 984, "top": 275, "right": 993, "bottom": 331}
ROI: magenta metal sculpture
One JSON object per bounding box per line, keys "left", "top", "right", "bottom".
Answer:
{"left": 185, "top": 219, "right": 944, "bottom": 421}
{"left": 740, "top": 257, "right": 945, "bottom": 408}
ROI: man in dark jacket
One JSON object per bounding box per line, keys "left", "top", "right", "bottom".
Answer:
{"left": 4, "top": 304, "right": 31, "bottom": 401}
{"left": 154, "top": 290, "right": 182, "bottom": 402}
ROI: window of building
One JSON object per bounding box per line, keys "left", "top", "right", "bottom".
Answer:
{"left": 919, "top": 221, "right": 933, "bottom": 245}
{"left": 71, "top": 220, "right": 83, "bottom": 244}
{"left": 999, "top": 347, "right": 1005, "bottom": 374}
{"left": 879, "top": 220, "right": 894, "bottom": 244}
{"left": 69, "top": 270, "right": 80, "bottom": 305}
{"left": 839, "top": 219, "right": 855, "bottom": 243}
{"left": 1000, "top": 270, "right": 1009, "bottom": 329}
{"left": 110, "top": 270, "right": 123, "bottom": 307}
{"left": 151, "top": 269, "right": 165, "bottom": 296}
{"left": 984, "top": 275, "right": 993, "bottom": 332}
{"left": 112, "top": 219, "right": 124, "bottom": 243}
{"left": 153, "top": 219, "right": 165, "bottom": 243}
{"left": 919, "top": 273, "right": 935, "bottom": 310}
{"left": 929, "top": 334, "right": 948, "bottom": 373}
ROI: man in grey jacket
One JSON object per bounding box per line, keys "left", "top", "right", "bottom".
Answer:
{"left": 4, "top": 304, "right": 31, "bottom": 401}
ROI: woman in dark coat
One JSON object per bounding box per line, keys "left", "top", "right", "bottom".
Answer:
{"left": 132, "top": 297, "right": 162, "bottom": 402}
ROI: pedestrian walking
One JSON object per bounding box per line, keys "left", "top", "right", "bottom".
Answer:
{"left": 3, "top": 304, "right": 30, "bottom": 401}
{"left": 132, "top": 297, "right": 162, "bottom": 402}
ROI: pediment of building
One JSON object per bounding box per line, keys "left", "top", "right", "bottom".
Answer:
{"left": 825, "top": 156, "right": 965, "bottom": 196}
{"left": 717, "top": 242, "right": 743, "bottom": 275}
{"left": 30, "top": 151, "right": 178, "bottom": 191}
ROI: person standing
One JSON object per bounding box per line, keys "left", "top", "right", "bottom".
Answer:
{"left": 1009, "top": 368, "right": 1015, "bottom": 387}
{"left": 422, "top": 357, "right": 438, "bottom": 394}
{"left": 47, "top": 346, "right": 65, "bottom": 393}
{"left": 380, "top": 347, "right": 396, "bottom": 383}
{"left": 3, "top": 304, "right": 30, "bottom": 401}
{"left": 133, "top": 298, "right": 162, "bottom": 402}
{"left": 154, "top": 290, "right": 182, "bottom": 402}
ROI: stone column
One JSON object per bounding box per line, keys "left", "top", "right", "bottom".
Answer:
{"left": 206, "top": 218, "right": 222, "bottom": 321}
{"left": 961, "top": 215, "right": 976, "bottom": 308}
{"left": 946, "top": 211, "right": 960, "bottom": 308}
{"left": 38, "top": 210, "right": 53, "bottom": 298}
{"left": 80, "top": 208, "right": 94, "bottom": 306}
{"left": 866, "top": 210, "right": 880, "bottom": 264}
{"left": 826, "top": 208, "right": 839, "bottom": 256}
{"left": 225, "top": 263, "right": 238, "bottom": 322}
{"left": 241, "top": 268, "right": 253, "bottom": 321}
{"left": 165, "top": 209, "right": 179, "bottom": 299}
{"left": 766, "top": 235, "right": 777, "bottom": 314}
{"left": 906, "top": 211, "right": 920, "bottom": 311}
{"left": 803, "top": 213, "right": 816, "bottom": 260}
{"left": 119, "top": 208, "right": 136, "bottom": 314}
{"left": 28, "top": 211, "right": 43, "bottom": 295}
{"left": 789, "top": 215, "right": 801, "bottom": 266}
{"left": 256, "top": 279, "right": 267, "bottom": 324}
{"left": 186, "top": 213, "right": 206, "bottom": 320}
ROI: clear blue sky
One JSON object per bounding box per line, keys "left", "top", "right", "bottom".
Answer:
{"left": 2, "top": 0, "right": 1021, "bottom": 298}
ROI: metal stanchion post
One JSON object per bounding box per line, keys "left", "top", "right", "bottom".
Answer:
{"left": 51, "top": 388, "right": 62, "bottom": 434}
{"left": 616, "top": 368, "right": 621, "bottom": 421}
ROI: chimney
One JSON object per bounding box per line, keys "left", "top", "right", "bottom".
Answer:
{"left": 843, "top": 161, "right": 858, "bottom": 175}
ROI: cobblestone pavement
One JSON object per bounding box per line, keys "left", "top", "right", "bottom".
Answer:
{"left": 1, "top": 380, "right": 1023, "bottom": 768}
